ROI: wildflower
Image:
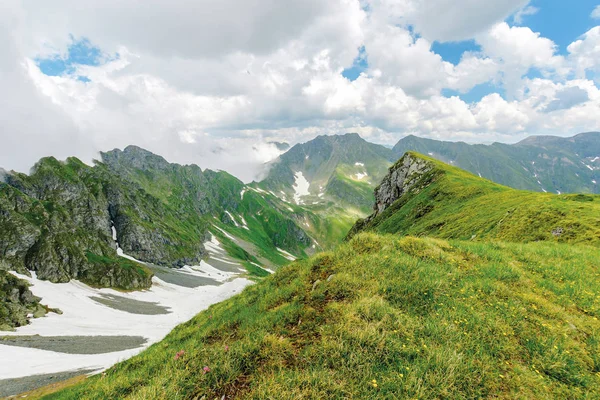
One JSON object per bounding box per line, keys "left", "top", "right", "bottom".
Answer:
{"left": 224, "top": 345, "right": 229, "bottom": 352}
{"left": 203, "top": 366, "right": 211, "bottom": 374}
{"left": 399, "top": 374, "right": 404, "bottom": 378}
{"left": 174, "top": 350, "right": 185, "bottom": 360}
{"left": 372, "top": 383, "right": 378, "bottom": 388}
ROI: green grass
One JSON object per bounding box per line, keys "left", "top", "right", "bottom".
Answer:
{"left": 85, "top": 252, "right": 151, "bottom": 279}
{"left": 355, "top": 152, "right": 600, "bottom": 246}
{"left": 47, "top": 233, "right": 600, "bottom": 399}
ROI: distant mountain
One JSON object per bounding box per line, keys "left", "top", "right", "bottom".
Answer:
{"left": 267, "top": 141, "right": 290, "bottom": 151}
{"left": 260, "top": 133, "right": 393, "bottom": 211}
{"left": 391, "top": 132, "right": 600, "bottom": 194}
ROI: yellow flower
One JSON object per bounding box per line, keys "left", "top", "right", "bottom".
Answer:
{"left": 372, "top": 383, "right": 378, "bottom": 388}
{"left": 399, "top": 374, "right": 404, "bottom": 378}
{"left": 372, "top": 379, "right": 377, "bottom": 384}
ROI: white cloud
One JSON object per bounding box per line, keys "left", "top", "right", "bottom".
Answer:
{"left": 367, "top": 0, "right": 529, "bottom": 42}
{"left": 476, "top": 22, "right": 566, "bottom": 95}
{"left": 591, "top": 5, "right": 600, "bottom": 19}
{"left": 513, "top": 5, "right": 539, "bottom": 25}
{"left": 0, "top": 0, "right": 599, "bottom": 182}
{"left": 568, "top": 26, "right": 600, "bottom": 81}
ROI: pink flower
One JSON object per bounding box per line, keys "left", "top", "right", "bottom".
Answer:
{"left": 174, "top": 350, "right": 185, "bottom": 360}
{"left": 203, "top": 366, "right": 211, "bottom": 374}
{"left": 224, "top": 345, "right": 229, "bottom": 352}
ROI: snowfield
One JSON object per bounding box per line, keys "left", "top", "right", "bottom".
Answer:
{"left": 292, "top": 171, "right": 310, "bottom": 204}
{"left": 0, "top": 235, "right": 253, "bottom": 381}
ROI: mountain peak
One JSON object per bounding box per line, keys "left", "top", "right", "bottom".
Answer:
{"left": 101, "top": 145, "right": 172, "bottom": 171}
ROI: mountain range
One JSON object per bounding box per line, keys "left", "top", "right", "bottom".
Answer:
{"left": 2, "top": 131, "right": 600, "bottom": 332}
{"left": 43, "top": 149, "right": 600, "bottom": 399}
{"left": 392, "top": 132, "right": 600, "bottom": 194}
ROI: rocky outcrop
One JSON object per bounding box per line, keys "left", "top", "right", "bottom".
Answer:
{"left": 348, "top": 153, "right": 438, "bottom": 237}
{"left": 0, "top": 270, "right": 44, "bottom": 331}
{"left": 372, "top": 153, "right": 434, "bottom": 217}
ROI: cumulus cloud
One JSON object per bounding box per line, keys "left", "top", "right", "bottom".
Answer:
{"left": 544, "top": 86, "right": 589, "bottom": 113}
{"left": 0, "top": 0, "right": 599, "bottom": 182}
{"left": 592, "top": 5, "right": 600, "bottom": 19}
{"left": 367, "top": 0, "right": 529, "bottom": 42}
{"left": 512, "top": 5, "right": 539, "bottom": 25}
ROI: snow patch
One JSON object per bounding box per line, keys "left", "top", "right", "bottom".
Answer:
{"left": 292, "top": 171, "right": 310, "bottom": 204}
{"left": 240, "top": 188, "right": 247, "bottom": 199}
{"left": 224, "top": 211, "right": 240, "bottom": 227}
{"left": 593, "top": 180, "right": 597, "bottom": 184}
{"left": 355, "top": 172, "right": 368, "bottom": 180}
{"left": 2, "top": 271, "right": 251, "bottom": 380}
{"left": 276, "top": 247, "right": 296, "bottom": 261}
{"left": 239, "top": 214, "right": 250, "bottom": 231}
{"left": 354, "top": 162, "right": 364, "bottom": 167}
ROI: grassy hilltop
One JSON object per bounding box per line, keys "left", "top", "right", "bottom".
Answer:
{"left": 44, "top": 153, "right": 600, "bottom": 399}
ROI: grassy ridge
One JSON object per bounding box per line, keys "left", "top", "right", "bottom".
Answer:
{"left": 355, "top": 153, "right": 600, "bottom": 246}
{"left": 48, "top": 233, "right": 600, "bottom": 399}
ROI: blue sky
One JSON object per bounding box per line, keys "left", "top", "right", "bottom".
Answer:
{"left": 36, "top": 37, "right": 116, "bottom": 82}
{"left": 339, "top": 1, "right": 600, "bottom": 103}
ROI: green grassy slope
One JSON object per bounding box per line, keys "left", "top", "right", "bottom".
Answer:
{"left": 353, "top": 153, "right": 600, "bottom": 247}
{"left": 47, "top": 233, "right": 600, "bottom": 399}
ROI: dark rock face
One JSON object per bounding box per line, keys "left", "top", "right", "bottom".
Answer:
{"left": 372, "top": 154, "right": 434, "bottom": 217}
{"left": 348, "top": 153, "right": 437, "bottom": 238}
{"left": 0, "top": 270, "right": 43, "bottom": 330}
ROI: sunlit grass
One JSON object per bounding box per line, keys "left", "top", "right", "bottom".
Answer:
{"left": 48, "top": 233, "right": 600, "bottom": 399}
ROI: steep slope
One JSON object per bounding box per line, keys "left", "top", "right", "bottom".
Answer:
{"left": 0, "top": 157, "right": 154, "bottom": 290}
{"left": 0, "top": 146, "right": 328, "bottom": 329}
{"left": 100, "top": 146, "right": 315, "bottom": 267}
{"left": 260, "top": 133, "right": 392, "bottom": 211}
{"left": 47, "top": 233, "right": 600, "bottom": 399}
{"left": 258, "top": 133, "right": 393, "bottom": 245}
{"left": 351, "top": 152, "right": 600, "bottom": 246}
{"left": 391, "top": 132, "right": 600, "bottom": 194}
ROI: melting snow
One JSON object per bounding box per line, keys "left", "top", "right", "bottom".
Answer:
{"left": 590, "top": 157, "right": 599, "bottom": 162}
{"left": 593, "top": 180, "right": 597, "bottom": 184}
{"left": 240, "top": 188, "right": 247, "bottom": 199}
{"left": 354, "top": 162, "right": 364, "bottom": 166}
{"left": 355, "top": 172, "right": 368, "bottom": 180}
{"left": 0, "top": 227, "right": 254, "bottom": 380}
{"left": 239, "top": 215, "right": 250, "bottom": 230}
{"left": 428, "top": 152, "right": 433, "bottom": 156}
{"left": 292, "top": 171, "right": 310, "bottom": 204}
{"left": 224, "top": 211, "right": 240, "bottom": 227}
{"left": 277, "top": 248, "right": 296, "bottom": 261}
{"left": 2, "top": 271, "right": 250, "bottom": 380}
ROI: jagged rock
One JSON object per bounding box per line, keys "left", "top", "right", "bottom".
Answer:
{"left": 347, "top": 153, "right": 436, "bottom": 239}
{"left": 372, "top": 153, "right": 434, "bottom": 217}
{"left": 0, "top": 271, "right": 42, "bottom": 330}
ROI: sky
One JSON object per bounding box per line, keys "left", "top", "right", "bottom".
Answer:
{"left": 1, "top": 1, "right": 599, "bottom": 182}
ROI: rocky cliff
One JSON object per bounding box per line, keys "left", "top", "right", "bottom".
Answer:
{"left": 348, "top": 153, "right": 438, "bottom": 237}
{"left": 0, "top": 270, "right": 45, "bottom": 331}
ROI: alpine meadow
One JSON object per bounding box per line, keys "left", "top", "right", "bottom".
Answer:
{"left": 2, "top": 1, "right": 600, "bottom": 399}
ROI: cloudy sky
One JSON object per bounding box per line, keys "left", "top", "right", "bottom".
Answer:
{"left": 1, "top": 1, "right": 599, "bottom": 181}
